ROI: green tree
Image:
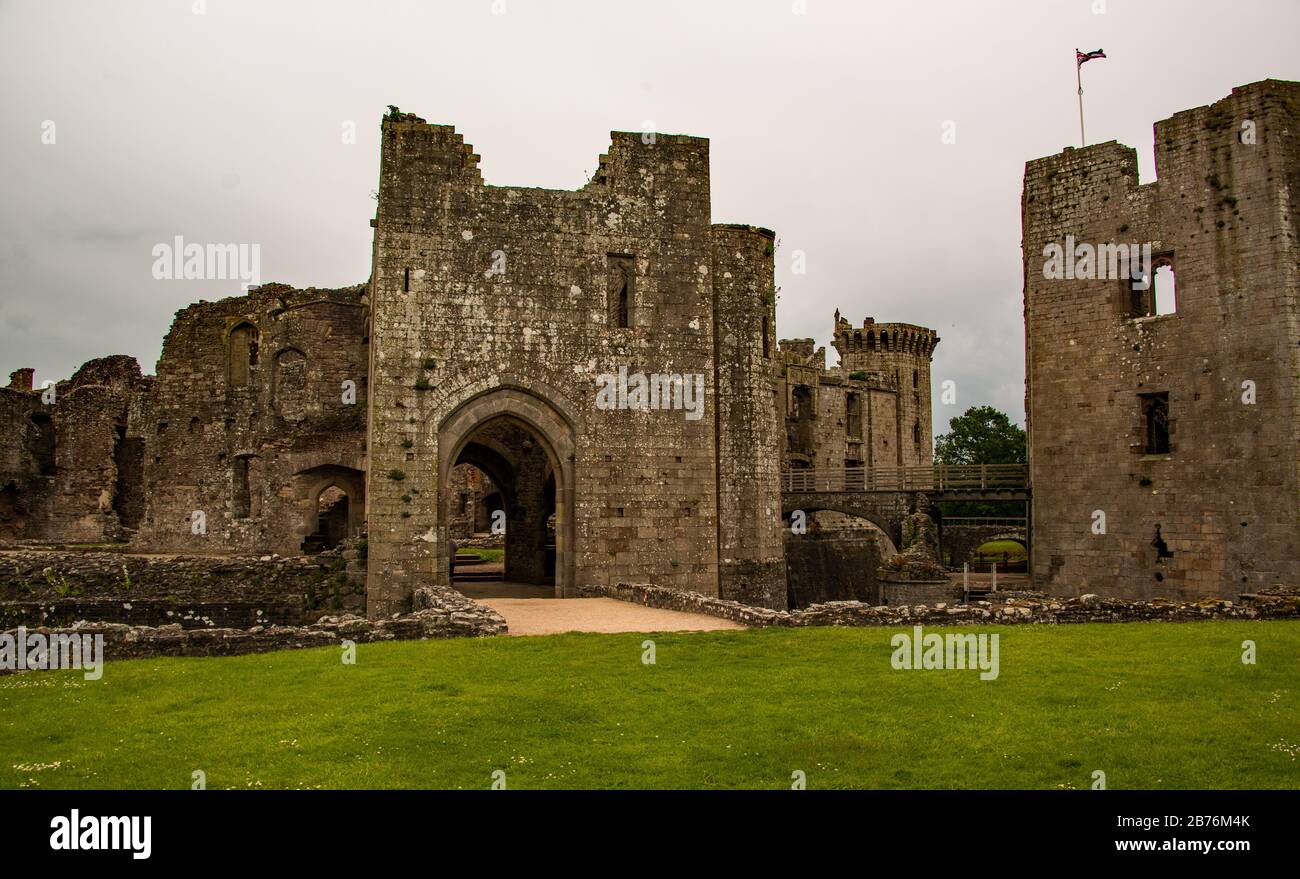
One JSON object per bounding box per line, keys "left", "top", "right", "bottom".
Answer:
{"left": 933, "top": 405, "right": 1026, "bottom": 521}
{"left": 934, "top": 405, "right": 1026, "bottom": 466}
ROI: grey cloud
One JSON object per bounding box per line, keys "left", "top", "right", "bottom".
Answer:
{"left": 1, "top": 0, "right": 1296, "bottom": 435}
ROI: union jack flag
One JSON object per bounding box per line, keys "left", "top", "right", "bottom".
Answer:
{"left": 1076, "top": 48, "right": 1107, "bottom": 65}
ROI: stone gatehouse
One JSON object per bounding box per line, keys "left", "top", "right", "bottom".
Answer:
{"left": 1, "top": 107, "right": 938, "bottom": 616}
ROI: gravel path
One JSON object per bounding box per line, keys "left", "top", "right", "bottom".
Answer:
{"left": 455, "top": 580, "right": 743, "bottom": 636}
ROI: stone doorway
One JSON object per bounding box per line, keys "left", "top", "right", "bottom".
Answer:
{"left": 437, "top": 389, "right": 576, "bottom": 598}
{"left": 448, "top": 416, "right": 556, "bottom": 589}
{"left": 295, "top": 465, "right": 365, "bottom": 555}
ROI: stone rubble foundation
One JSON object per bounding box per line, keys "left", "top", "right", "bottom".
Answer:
{"left": 1, "top": 583, "right": 506, "bottom": 667}
{"left": 579, "top": 582, "right": 1300, "bottom": 628}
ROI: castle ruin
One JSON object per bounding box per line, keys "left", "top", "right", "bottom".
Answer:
{"left": 1, "top": 110, "right": 938, "bottom": 615}
{"left": 7, "top": 78, "right": 1294, "bottom": 614}
{"left": 1023, "top": 79, "right": 1300, "bottom": 599}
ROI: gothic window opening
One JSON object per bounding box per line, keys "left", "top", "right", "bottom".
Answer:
{"left": 1153, "top": 260, "right": 1177, "bottom": 315}
{"left": 273, "top": 348, "right": 309, "bottom": 422}
{"left": 228, "top": 322, "right": 259, "bottom": 387}
{"left": 1122, "top": 253, "right": 1177, "bottom": 318}
{"left": 789, "top": 385, "right": 815, "bottom": 455}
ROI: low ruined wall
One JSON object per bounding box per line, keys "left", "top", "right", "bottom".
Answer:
{"left": 579, "top": 582, "right": 1300, "bottom": 628}
{"left": 455, "top": 535, "right": 504, "bottom": 549}
{"left": 2, "top": 584, "right": 507, "bottom": 665}
{"left": 0, "top": 598, "right": 303, "bottom": 630}
{"left": 784, "top": 532, "right": 881, "bottom": 607}
{"left": 0, "top": 548, "right": 364, "bottom": 629}
{"left": 879, "top": 576, "right": 958, "bottom": 607}
{"left": 577, "top": 582, "right": 790, "bottom": 627}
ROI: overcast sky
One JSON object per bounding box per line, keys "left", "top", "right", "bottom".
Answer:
{"left": 2, "top": 0, "right": 1297, "bottom": 434}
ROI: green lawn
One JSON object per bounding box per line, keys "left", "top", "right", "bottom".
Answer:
{"left": 457, "top": 547, "right": 504, "bottom": 563}
{"left": 2, "top": 622, "right": 1297, "bottom": 790}
{"left": 974, "top": 539, "right": 1029, "bottom": 562}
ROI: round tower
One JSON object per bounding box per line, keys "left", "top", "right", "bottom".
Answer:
{"left": 832, "top": 314, "right": 939, "bottom": 467}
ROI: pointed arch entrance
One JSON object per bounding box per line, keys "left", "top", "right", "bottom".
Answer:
{"left": 437, "top": 388, "right": 576, "bottom": 597}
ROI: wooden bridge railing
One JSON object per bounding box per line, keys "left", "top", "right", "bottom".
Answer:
{"left": 940, "top": 516, "right": 1028, "bottom": 528}
{"left": 781, "top": 464, "right": 1028, "bottom": 494}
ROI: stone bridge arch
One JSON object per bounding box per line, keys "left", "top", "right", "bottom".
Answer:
{"left": 781, "top": 491, "right": 912, "bottom": 549}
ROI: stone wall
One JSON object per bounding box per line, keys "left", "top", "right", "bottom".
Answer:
{"left": 0, "top": 357, "right": 149, "bottom": 543}
{"left": 2, "top": 583, "right": 506, "bottom": 666}
{"left": 713, "top": 225, "right": 787, "bottom": 607}
{"left": 784, "top": 531, "right": 881, "bottom": 607}
{"left": 833, "top": 315, "right": 938, "bottom": 469}
{"left": 779, "top": 334, "right": 903, "bottom": 473}
{"left": 580, "top": 581, "right": 1300, "bottom": 628}
{"left": 1023, "top": 80, "right": 1300, "bottom": 600}
{"left": 445, "top": 462, "right": 498, "bottom": 539}
{"left": 1, "top": 109, "right": 948, "bottom": 620}
{"left": 0, "top": 548, "right": 364, "bottom": 629}
{"left": 879, "top": 576, "right": 959, "bottom": 607}
{"left": 139, "top": 282, "right": 369, "bottom": 557}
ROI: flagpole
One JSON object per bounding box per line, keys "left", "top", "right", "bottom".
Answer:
{"left": 1076, "top": 50, "right": 1086, "bottom": 147}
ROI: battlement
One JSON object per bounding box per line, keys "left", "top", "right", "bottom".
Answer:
{"left": 712, "top": 223, "right": 776, "bottom": 240}
{"left": 1025, "top": 79, "right": 1299, "bottom": 204}
{"left": 585, "top": 130, "right": 711, "bottom": 190}
{"left": 378, "top": 108, "right": 712, "bottom": 204}
{"left": 833, "top": 314, "right": 939, "bottom": 358}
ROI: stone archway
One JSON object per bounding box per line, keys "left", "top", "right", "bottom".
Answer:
{"left": 293, "top": 465, "right": 365, "bottom": 554}
{"left": 780, "top": 508, "right": 899, "bottom": 608}
{"left": 780, "top": 495, "right": 907, "bottom": 548}
{"left": 437, "top": 388, "right": 576, "bottom": 597}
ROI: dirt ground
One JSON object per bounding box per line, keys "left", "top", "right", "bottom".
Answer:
{"left": 453, "top": 580, "right": 743, "bottom": 636}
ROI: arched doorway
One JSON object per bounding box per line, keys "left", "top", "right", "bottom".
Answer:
{"left": 971, "top": 536, "right": 1028, "bottom": 571}
{"left": 294, "top": 465, "right": 365, "bottom": 554}
{"left": 304, "top": 485, "right": 350, "bottom": 552}
{"left": 438, "top": 388, "right": 576, "bottom": 597}
{"left": 446, "top": 416, "right": 555, "bottom": 591}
